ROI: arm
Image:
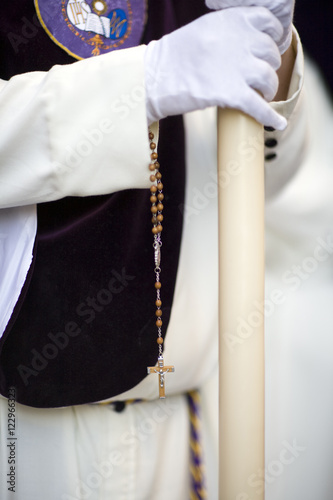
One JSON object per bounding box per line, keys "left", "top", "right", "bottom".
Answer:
{"left": 0, "top": 45, "right": 153, "bottom": 334}
{"left": 0, "top": 7, "right": 293, "bottom": 210}
{"left": 0, "top": 46, "right": 152, "bottom": 209}
{"left": 0, "top": 7, "right": 304, "bottom": 338}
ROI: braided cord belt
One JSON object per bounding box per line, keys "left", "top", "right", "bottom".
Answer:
{"left": 187, "top": 390, "right": 207, "bottom": 500}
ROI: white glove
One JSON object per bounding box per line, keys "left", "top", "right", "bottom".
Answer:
{"left": 205, "top": 0, "right": 295, "bottom": 54}
{"left": 145, "top": 7, "right": 287, "bottom": 129}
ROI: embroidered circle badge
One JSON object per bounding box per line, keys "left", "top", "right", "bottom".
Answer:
{"left": 34, "top": 0, "right": 147, "bottom": 59}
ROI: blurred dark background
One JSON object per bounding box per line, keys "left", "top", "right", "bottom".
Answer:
{"left": 294, "top": 0, "right": 333, "bottom": 95}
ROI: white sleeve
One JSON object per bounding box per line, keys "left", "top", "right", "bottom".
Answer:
{"left": 0, "top": 44, "right": 151, "bottom": 209}
{"left": 0, "top": 45, "right": 154, "bottom": 338}
{"left": 265, "top": 27, "right": 307, "bottom": 198}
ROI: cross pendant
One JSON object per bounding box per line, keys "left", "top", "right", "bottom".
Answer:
{"left": 147, "top": 356, "right": 175, "bottom": 399}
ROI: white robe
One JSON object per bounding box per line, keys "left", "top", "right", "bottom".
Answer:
{"left": 0, "top": 31, "right": 312, "bottom": 499}
{"left": 264, "top": 56, "right": 333, "bottom": 500}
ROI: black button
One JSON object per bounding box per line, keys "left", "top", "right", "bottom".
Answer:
{"left": 265, "top": 138, "right": 278, "bottom": 148}
{"left": 265, "top": 153, "right": 277, "bottom": 161}
{"left": 264, "top": 126, "right": 276, "bottom": 132}
{"left": 114, "top": 401, "right": 126, "bottom": 413}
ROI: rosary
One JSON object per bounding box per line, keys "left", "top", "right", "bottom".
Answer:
{"left": 146, "top": 129, "right": 175, "bottom": 398}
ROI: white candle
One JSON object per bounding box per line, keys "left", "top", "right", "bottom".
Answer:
{"left": 217, "top": 108, "right": 265, "bottom": 499}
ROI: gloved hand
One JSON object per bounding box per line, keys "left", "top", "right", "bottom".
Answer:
{"left": 205, "top": 0, "right": 295, "bottom": 54}
{"left": 145, "top": 7, "right": 287, "bottom": 129}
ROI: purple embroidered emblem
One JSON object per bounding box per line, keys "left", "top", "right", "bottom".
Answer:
{"left": 35, "top": 0, "right": 147, "bottom": 59}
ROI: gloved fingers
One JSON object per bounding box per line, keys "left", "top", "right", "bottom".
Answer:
{"left": 206, "top": 0, "right": 234, "bottom": 8}
{"left": 206, "top": 0, "right": 295, "bottom": 53}
{"left": 246, "top": 6, "right": 283, "bottom": 45}
{"left": 206, "top": 0, "right": 294, "bottom": 19}
{"left": 263, "top": 0, "right": 295, "bottom": 22}
{"left": 239, "top": 88, "right": 287, "bottom": 130}
{"left": 245, "top": 58, "right": 279, "bottom": 101}
{"left": 277, "top": 29, "right": 292, "bottom": 54}
{"left": 251, "top": 31, "right": 281, "bottom": 70}
{"left": 144, "top": 8, "right": 290, "bottom": 126}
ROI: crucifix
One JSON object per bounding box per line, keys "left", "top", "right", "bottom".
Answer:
{"left": 147, "top": 356, "right": 175, "bottom": 399}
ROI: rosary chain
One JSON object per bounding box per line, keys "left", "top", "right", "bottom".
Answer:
{"left": 149, "top": 129, "right": 164, "bottom": 357}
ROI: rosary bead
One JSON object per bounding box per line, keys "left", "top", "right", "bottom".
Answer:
{"left": 151, "top": 152, "right": 158, "bottom": 160}
{"left": 156, "top": 299, "right": 162, "bottom": 307}
{"left": 156, "top": 172, "right": 162, "bottom": 180}
{"left": 152, "top": 226, "right": 158, "bottom": 235}
{"left": 157, "top": 337, "right": 164, "bottom": 345}
{"left": 156, "top": 319, "right": 163, "bottom": 327}
{"left": 150, "top": 195, "right": 157, "bottom": 204}
{"left": 157, "top": 214, "right": 163, "bottom": 222}
{"left": 154, "top": 161, "right": 160, "bottom": 170}
{"left": 156, "top": 310, "right": 162, "bottom": 317}
{"left": 151, "top": 216, "right": 157, "bottom": 224}
{"left": 156, "top": 224, "right": 163, "bottom": 233}
{"left": 150, "top": 142, "right": 156, "bottom": 150}
{"left": 157, "top": 203, "right": 164, "bottom": 212}
{"left": 149, "top": 163, "right": 156, "bottom": 171}
{"left": 150, "top": 185, "right": 157, "bottom": 193}
{"left": 151, "top": 206, "right": 158, "bottom": 214}
{"left": 149, "top": 131, "right": 154, "bottom": 140}
{"left": 150, "top": 174, "right": 156, "bottom": 182}
{"left": 157, "top": 193, "right": 164, "bottom": 201}
{"left": 155, "top": 282, "right": 161, "bottom": 289}
{"left": 157, "top": 182, "right": 163, "bottom": 191}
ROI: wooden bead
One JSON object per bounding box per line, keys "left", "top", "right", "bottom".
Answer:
{"left": 157, "top": 337, "right": 164, "bottom": 345}
{"left": 149, "top": 138, "right": 165, "bottom": 319}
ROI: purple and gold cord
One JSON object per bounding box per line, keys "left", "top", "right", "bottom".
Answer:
{"left": 187, "top": 390, "right": 207, "bottom": 500}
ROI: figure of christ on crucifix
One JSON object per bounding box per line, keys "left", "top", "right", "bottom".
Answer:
{"left": 147, "top": 357, "right": 175, "bottom": 399}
